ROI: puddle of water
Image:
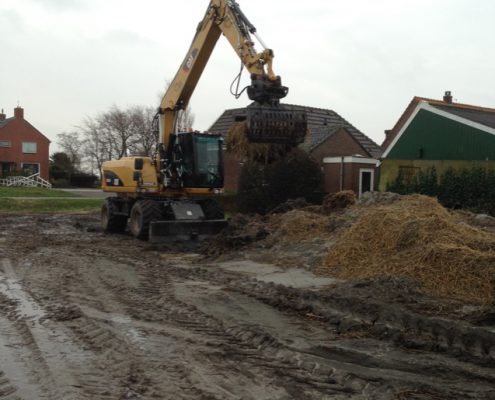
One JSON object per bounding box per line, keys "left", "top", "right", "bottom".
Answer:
{"left": 0, "top": 257, "right": 93, "bottom": 396}
{"left": 0, "top": 316, "right": 43, "bottom": 399}
{"left": 109, "top": 314, "right": 146, "bottom": 348}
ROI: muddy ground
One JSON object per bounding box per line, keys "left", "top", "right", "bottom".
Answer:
{"left": 0, "top": 213, "right": 494, "bottom": 399}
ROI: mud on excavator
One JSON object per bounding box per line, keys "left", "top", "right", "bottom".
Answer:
{"left": 101, "top": 0, "right": 307, "bottom": 242}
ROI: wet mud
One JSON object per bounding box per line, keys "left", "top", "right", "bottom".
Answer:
{"left": 0, "top": 213, "right": 493, "bottom": 399}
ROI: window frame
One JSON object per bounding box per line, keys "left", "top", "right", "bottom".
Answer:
{"left": 22, "top": 142, "right": 37, "bottom": 154}
{"left": 21, "top": 162, "right": 40, "bottom": 175}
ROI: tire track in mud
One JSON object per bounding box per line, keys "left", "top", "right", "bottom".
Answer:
{"left": 71, "top": 244, "right": 495, "bottom": 399}
{"left": 0, "top": 256, "right": 124, "bottom": 400}
{"left": 103, "top": 259, "right": 377, "bottom": 399}
{"left": 3, "top": 214, "right": 495, "bottom": 399}
{"left": 156, "top": 261, "right": 495, "bottom": 399}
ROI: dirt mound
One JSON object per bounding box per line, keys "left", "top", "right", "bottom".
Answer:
{"left": 269, "top": 198, "right": 309, "bottom": 214}
{"left": 319, "top": 195, "right": 495, "bottom": 304}
{"left": 204, "top": 214, "right": 269, "bottom": 255}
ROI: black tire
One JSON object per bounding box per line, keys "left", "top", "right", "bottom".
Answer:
{"left": 101, "top": 199, "right": 127, "bottom": 233}
{"left": 199, "top": 199, "right": 225, "bottom": 220}
{"left": 129, "top": 200, "right": 163, "bottom": 240}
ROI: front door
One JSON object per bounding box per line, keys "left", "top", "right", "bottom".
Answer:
{"left": 359, "top": 168, "right": 374, "bottom": 197}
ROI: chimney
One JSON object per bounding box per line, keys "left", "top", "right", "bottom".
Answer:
{"left": 14, "top": 106, "right": 24, "bottom": 119}
{"left": 443, "top": 91, "right": 453, "bottom": 104}
{"left": 0, "top": 109, "right": 5, "bottom": 121}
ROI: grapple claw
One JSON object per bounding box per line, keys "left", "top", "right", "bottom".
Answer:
{"left": 246, "top": 103, "right": 307, "bottom": 145}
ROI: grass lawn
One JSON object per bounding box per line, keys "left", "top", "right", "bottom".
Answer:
{"left": 0, "top": 187, "right": 77, "bottom": 198}
{"left": 0, "top": 198, "right": 103, "bottom": 213}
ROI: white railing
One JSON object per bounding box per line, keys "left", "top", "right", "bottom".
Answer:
{"left": 0, "top": 173, "right": 52, "bottom": 189}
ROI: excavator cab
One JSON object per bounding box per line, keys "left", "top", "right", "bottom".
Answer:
{"left": 174, "top": 132, "right": 224, "bottom": 189}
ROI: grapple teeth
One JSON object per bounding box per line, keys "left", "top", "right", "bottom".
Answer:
{"left": 246, "top": 104, "right": 307, "bottom": 145}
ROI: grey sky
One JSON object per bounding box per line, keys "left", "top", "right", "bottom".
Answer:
{"left": 1, "top": 0, "right": 494, "bottom": 151}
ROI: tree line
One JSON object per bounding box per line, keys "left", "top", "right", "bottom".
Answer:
{"left": 53, "top": 105, "right": 194, "bottom": 183}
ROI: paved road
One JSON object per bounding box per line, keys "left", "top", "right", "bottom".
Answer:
{"left": 59, "top": 188, "right": 113, "bottom": 198}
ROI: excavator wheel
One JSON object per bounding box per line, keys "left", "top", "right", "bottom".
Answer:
{"left": 129, "top": 200, "right": 163, "bottom": 240}
{"left": 101, "top": 199, "right": 127, "bottom": 233}
{"left": 198, "top": 199, "right": 225, "bottom": 220}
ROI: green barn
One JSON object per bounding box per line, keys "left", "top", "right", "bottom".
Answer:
{"left": 380, "top": 92, "right": 495, "bottom": 191}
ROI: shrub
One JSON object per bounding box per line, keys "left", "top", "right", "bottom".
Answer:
{"left": 238, "top": 149, "right": 324, "bottom": 214}
{"left": 388, "top": 166, "right": 495, "bottom": 216}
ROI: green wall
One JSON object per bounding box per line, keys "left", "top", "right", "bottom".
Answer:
{"left": 387, "top": 109, "right": 495, "bottom": 161}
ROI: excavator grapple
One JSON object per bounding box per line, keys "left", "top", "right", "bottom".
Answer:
{"left": 245, "top": 74, "right": 307, "bottom": 145}
{"left": 246, "top": 103, "right": 307, "bottom": 145}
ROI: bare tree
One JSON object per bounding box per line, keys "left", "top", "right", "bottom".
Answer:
{"left": 129, "top": 106, "right": 157, "bottom": 157}
{"left": 79, "top": 116, "right": 109, "bottom": 180}
{"left": 176, "top": 108, "right": 195, "bottom": 132}
{"left": 75, "top": 99, "right": 193, "bottom": 179}
{"left": 97, "top": 106, "right": 136, "bottom": 159}
{"left": 57, "top": 132, "right": 84, "bottom": 170}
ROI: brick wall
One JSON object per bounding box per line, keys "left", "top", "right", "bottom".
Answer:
{"left": 0, "top": 107, "right": 50, "bottom": 180}
{"left": 323, "top": 160, "right": 378, "bottom": 195}
{"left": 310, "top": 128, "right": 369, "bottom": 165}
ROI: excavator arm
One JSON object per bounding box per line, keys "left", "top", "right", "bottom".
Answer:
{"left": 158, "top": 0, "right": 306, "bottom": 152}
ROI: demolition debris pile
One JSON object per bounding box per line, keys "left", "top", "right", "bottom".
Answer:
{"left": 212, "top": 193, "right": 495, "bottom": 304}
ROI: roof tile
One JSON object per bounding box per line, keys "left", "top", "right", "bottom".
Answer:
{"left": 209, "top": 104, "right": 383, "bottom": 159}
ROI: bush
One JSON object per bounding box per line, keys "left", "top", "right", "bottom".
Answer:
{"left": 70, "top": 172, "right": 98, "bottom": 188}
{"left": 387, "top": 166, "right": 495, "bottom": 216}
{"left": 238, "top": 149, "right": 324, "bottom": 214}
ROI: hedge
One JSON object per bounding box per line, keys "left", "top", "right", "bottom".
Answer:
{"left": 387, "top": 166, "right": 495, "bottom": 216}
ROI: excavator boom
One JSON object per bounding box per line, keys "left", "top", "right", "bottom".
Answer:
{"left": 158, "top": 0, "right": 306, "bottom": 150}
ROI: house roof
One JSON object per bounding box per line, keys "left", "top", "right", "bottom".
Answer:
{"left": 430, "top": 105, "right": 495, "bottom": 129}
{"left": 209, "top": 104, "right": 383, "bottom": 158}
{"left": 0, "top": 117, "right": 14, "bottom": 129}
{"left": 382, "top": 96, "right": 495, "bottom": 149}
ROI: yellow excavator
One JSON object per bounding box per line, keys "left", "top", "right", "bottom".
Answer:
{"left": 101, "top": 0, "right": 307, "bottom": 241}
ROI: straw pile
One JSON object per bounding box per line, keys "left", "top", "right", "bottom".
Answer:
{"left": 267, "top": 210, "right": 334, "bottom": 243}
{"left": 319, "top": 195, "right": 495, "bottom": 304}
{"left": 322, "top": 190, "right": 356, "bottom": 213}
{"left": 225, "top": 121, "right": 292, "bottom": 163}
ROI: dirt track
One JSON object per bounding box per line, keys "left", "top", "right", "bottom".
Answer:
{"left": 0, "top": 213, "right": 494, "bottom": 399}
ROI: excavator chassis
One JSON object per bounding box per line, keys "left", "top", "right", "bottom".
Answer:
{"left": 102, "top": 197, "right": 227, "bottom": 242}
{"left": 149, "top": 219, "right": 227, "bottom": 242}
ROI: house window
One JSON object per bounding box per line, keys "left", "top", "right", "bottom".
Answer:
{"left": 0, "top": 140, "right": 11, "bottom": 148}
{"left": 22, "top": 163, "right": 39, "bottom": 175}
{"left": 22, "top": 142, "right": 37, "bottom": 154}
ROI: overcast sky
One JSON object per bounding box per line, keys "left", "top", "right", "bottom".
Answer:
{"left": 1, "top": 0, "right": 494, "bottom": 151}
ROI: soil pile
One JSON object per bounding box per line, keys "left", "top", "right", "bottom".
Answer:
{"left": 319, "top": 195, "right": 495, "bottom": 304}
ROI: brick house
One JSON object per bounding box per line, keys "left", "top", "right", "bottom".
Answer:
{"left": 0, "top": 107, "right": 50, "bottom": 180}
{"left": 209, "top": 105, "right": 383, "bottom": 196}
